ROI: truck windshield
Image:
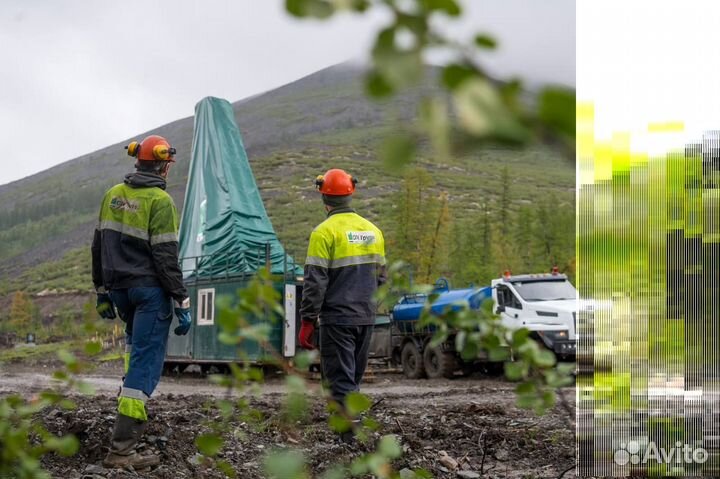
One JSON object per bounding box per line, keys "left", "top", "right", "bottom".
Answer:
{"left": 512, "top": 280, "right": 577, "bottom": 302}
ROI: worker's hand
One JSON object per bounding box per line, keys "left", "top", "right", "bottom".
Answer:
{"left": 96, "top": 293, "right": 116, "bottom": 320}
{"left": 298, "top": 320, "right": 316, "bottom": 349}
{"left": 174, "top": 298, "right": 192, "bottom": 336}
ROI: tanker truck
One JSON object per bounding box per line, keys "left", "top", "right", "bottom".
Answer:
{"left": 386, "top": 272, "right": 578, "bottom": 379}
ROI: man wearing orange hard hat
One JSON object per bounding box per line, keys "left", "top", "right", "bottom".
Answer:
{"left": 91, "top": 135, "right": 191, "bottom": 469}
{"left": 299, "top": 168, "right": 386, "bottom": 442}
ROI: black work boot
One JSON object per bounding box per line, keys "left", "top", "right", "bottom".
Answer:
{"left": 338, "top": 419, "right": 361, "bottom": 445}
{"left": 103, "top": 413, "right": 159, "bottom": 469}
{"left": 339, "top": 430, "right": 356, "bottom": 444}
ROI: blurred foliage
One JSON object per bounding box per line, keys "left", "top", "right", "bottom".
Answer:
{"left": 0, "top": 345, "right": 100, "bottom": 477}
{"left": 285, "top": 0, "right": 576, "bottom": 165}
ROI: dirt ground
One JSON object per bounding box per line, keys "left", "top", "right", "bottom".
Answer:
{"left": 1, "top": 363, "right": 576, "bottom": 479}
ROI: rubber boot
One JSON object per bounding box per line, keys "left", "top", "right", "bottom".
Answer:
{"left": 103, "top": 413, "right": 159, "bottom": 469}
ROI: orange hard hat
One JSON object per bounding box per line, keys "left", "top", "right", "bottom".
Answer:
{"left": 315, "top": 169, "right": 357, "bottom": 196}
{"left": 125, "top": 135, "right": 176, "bottom": 162}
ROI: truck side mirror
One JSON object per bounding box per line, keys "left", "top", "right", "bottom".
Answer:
{"left": 495, "top": 305, "right": 505, "bottom": 314}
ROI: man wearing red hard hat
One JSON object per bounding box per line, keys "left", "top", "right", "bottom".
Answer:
{"left": 299, "top": 168, "right": 386, "bottom": 442}
{"left": 91, "top": 135, "right": 191, "bottom": 468}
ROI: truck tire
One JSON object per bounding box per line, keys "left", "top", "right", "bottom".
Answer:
{"left": 401, "top": 342, "right": 425, "bottom": 379}
{"left": 423, "top": 345, "right": 458, "bottom": 379}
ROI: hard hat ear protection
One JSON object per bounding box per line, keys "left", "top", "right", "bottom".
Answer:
{"left": 125, "top": 141, "right": 176, "bottom": 161}
{"left": 125, "top": 141, "right": 140, "bottom": 158}
{"left": 315, "top": 173, "right": 358, "bottom": 192}
{"left": 152, "top": 144, "right": 176, "bottom": 161}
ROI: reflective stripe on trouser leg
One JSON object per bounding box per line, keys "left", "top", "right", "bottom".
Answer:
{"left": 124, "top": 344, "right": 132, "bottom": 374}
{"left": 118, "top": 387, "right": 148, "bottom": 421}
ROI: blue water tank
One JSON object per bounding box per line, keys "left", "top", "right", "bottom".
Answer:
{"left": 392, "top": 286, "right": 492, "bottom": 325}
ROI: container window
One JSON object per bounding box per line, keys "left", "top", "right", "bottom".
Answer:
{"left": 197, "top": 288, "right": 215, "bottom": 325}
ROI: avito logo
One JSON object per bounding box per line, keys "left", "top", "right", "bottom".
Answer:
{"left": 614, "top": 441, "right": 708, "bottom": 466}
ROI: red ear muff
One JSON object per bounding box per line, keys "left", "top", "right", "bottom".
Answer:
{"left": 126, "top": 141, "right": 140, "bottom": 158}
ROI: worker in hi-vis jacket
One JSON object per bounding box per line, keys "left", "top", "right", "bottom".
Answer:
{"left": 91, "top": 135, "right": 191, "bottom": 469}
{"left": 298, "top": 168, "right": 386, "bottom": 442}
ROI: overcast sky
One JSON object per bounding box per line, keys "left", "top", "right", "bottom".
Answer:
{"left": 578, "top": 0, "right": 720, "bottom": 147}
{"left": 0, "top": 0, "right": 574, "bottom": 186}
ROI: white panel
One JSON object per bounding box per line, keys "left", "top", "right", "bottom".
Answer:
{"left": 283, "top": 284, "right": 296, "bottom": 357}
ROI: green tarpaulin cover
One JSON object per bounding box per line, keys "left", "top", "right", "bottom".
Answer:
{"left": 178, "top": 97, "right": 301, "bottom": 277}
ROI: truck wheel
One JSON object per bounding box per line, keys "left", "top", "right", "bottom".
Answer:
{"left": 423, "top": 345, "right": 458, "bottom": 379}
{"left": 401, "top": 342, "right": 425, "bottom": 379}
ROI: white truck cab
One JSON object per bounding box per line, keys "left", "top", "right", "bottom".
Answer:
{"left": 491, "top": 272, "right": 578, "bottom": 358}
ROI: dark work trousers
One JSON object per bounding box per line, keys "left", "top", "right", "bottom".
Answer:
{"left": 320, "top": 324, "right": 373, "bottom": 405}
{"left": 109, "top": 287, "right": 173, "bottom": 403}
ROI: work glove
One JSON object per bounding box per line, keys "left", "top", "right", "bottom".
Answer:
{"left": 298, "top": 319, "right": 316, "bottom": 350}
{"left": 174, "top": 298, "right": 192, "bottom": 336}
{"left": 96, "top": 293, "right": 116, "bottom": 320}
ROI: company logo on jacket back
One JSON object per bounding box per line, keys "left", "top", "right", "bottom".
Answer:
{"left": 110, "top": 197, "right": 139, "bottom": 213}
{"left": 347, "top": 231, "right": 376, "bottom": 245}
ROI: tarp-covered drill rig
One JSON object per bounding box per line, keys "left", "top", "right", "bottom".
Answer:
{"left": 165, "top": 97, "right": 304, "bottom": 371}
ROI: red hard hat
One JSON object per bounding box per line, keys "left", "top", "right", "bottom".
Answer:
{"left": 315, "top": 169, "right": 356, "bottom": 196}
{"left": 126, "top": 135, "right": 176, "bottom": 162}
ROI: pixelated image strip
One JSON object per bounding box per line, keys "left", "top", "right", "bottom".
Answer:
{"left": 577, "top": 104, "right": 720, "bottom": 477}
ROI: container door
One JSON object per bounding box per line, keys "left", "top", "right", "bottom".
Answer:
{"left": 166, "top": 285, "right": 195, "bottom": 360}
{"left": 283, "top": 284, "right": 297, "bottom": 357}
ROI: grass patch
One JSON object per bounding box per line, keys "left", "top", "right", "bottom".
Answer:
{"left": 98, "top": 350, "right": 123, "bottom": 362}
{"left": 0, "top": 340, "right": 82, "bottom": 364}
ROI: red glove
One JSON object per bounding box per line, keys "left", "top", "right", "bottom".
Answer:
{"left": 299, "top": 320, "right": 316, "bottom": 350}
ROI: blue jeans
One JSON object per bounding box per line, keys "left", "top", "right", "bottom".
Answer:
{"left": 109, "top": 287, "right": 172, "bottom": 398}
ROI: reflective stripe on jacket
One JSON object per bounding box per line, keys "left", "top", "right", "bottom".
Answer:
{"left": 300, "top": 207, "right": 386, "bottom": 326}
{"left": 91, "top": 172, "right": 188, "bottom": 302}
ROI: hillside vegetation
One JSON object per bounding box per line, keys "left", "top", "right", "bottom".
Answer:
{"left": 0, "top": 63, "right": 574, "bottom": 298}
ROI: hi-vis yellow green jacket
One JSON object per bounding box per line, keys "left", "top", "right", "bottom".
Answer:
{"left": 91, "top": 172, "right": 187, "bottom": 302}
{"left": 300, "top": 207, "right": 386, "bottom": 326}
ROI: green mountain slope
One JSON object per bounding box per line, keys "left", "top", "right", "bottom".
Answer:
{"left": 0, "top": 63, "right": 574, "bottom": 294}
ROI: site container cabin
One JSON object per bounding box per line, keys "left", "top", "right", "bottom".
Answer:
{"left": 165, "top": 246, "right": 304, "bottom": 372}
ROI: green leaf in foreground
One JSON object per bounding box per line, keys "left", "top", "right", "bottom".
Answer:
{"left": 379, "top": 134, "right": 416, "bottom": 171}
{"left": 264, "top": 449, "right": 307, "bottom": 479}
{"left": 345, "top": 392, "right": 372, "bottom": 416}
{"left": 420, "top": 0, "right": 462, "bottom": 16}
{"left": 45, "top": 435, "right": 79, "bottom": 456}
{"left": 505, "top": 361, "right": 527, "bottom": 381}
{"left": 474, "top": 33, "right": 497, "bottom": 49}
{"left": 538, "top": 86, "right": 576, "bottom": 138}
{"left": 454, "top": 78, "right": 530, "bottom": 143}
{"left": 377, "top": 435, "right": 402, "bottom": 459}
{"left": 195, "top": 433, "right": 223, "bottom": 457}
{"left": 84, "top": 341, "right": 102, "bottom": 356}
